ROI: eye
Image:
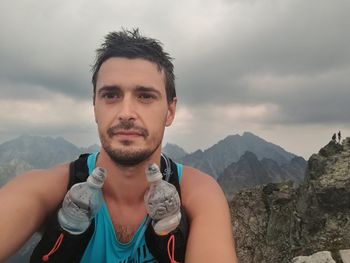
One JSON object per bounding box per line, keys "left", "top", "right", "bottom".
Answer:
{"left": 101, "top": 91, "right": 121, "bottom": 103}
{"left": 137, "top": 92, "right": 156, "bottom": 102}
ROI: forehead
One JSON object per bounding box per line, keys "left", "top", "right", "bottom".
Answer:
{"left": 96, "top": 57, "right": 166, "bottom": 91}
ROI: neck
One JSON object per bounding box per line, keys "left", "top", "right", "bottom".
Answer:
{"left": 96, "top": 147, "right": 162, "bottom": 206}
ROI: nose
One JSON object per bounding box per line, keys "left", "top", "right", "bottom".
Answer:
{"left": 118, "top": 95, "right": 137, "bottom": 121}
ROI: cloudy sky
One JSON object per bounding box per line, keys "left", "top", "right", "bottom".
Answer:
{"left": 0, "top": 0, "right": 349, "bottom": 159}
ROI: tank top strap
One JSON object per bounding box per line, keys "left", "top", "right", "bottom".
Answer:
{"left": 176, "top": 163, "right": 183, "bottom": 184}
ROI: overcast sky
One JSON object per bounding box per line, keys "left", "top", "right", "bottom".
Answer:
{"left": 0, "top": 0, "right": 349, "bottom": 159}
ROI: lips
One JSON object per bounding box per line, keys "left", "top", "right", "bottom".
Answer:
{"left": 115, "top": 130, "right": 143, "bottom": 136}
{"left": 107, "top": 126, "right": 148, "bottom": 139}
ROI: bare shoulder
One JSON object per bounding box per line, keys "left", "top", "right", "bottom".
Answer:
{"left": 1, "top": 163, "right": 70, "bottom": 214}
{"left": 179, "top": 166, "right": 238, "bottom": 262}
{"left": 0, "top": 164, "right": 70, "bottom": 260}
{"left": 180, "top": 166, "right": 228, "bottom": 219}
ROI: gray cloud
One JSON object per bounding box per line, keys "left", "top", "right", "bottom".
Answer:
{"left": 174, "top": 0, "right": 350, "bottom": 127}
{"left": 0, "top": 0, "right": 349, "bottom": 158}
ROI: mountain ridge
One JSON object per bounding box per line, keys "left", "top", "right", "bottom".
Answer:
{"left": 0, "top": 135, "right": 100, "bottom": 186}
{"left": 174, "top": 131, "right": 300, "bottom": 179}
{"left": 218, "top": 151, "right": 306, "bottom": 200}
{"left": 162, "top": 143, "right": 188, "bottom": 160}
{"left": 0, "top": 133, "right": 305, "bottom": 193}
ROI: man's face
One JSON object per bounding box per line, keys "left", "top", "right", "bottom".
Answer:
{"left": 94, "top": 57, "right": 176, "bottom": 166}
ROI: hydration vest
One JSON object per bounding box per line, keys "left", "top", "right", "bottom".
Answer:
{"left": 30, "top": 153, "right": 189, "bottom": 263}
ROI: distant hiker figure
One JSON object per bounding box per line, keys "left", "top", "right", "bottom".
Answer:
{"left": 332, "top": 133, "right": 336, "bottom": 141}
{"left": 338, "top": 131, "right": 341, "bottom": 143}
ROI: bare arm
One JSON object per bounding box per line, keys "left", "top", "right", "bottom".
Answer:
{"left": 181, "top": 166, "right": 238, "bottom": 263}
{"left": 0, "top": 164, "right": 69, "bottom": 261}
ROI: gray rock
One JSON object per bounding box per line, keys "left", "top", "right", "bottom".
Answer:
{"left": 230, "top": 137, "right": 350, "bottom": 263}
{"left": 339, "top": 249, "right": 350, "bottom": 263}
{"left": 218, "top": 151, "right": 306, "bottom": 200}
{"left": 292, "top": 251, "right": 335, "bottom": 263}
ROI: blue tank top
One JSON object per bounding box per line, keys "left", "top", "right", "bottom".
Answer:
{"left": 80, "top": 153, "right": 183, "bottom": 263}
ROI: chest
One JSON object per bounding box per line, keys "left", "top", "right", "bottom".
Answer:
{"left": 104, "top": 198, "right": 148, "bottom": 244}
{"left": 81, "top": 201, "right": 157, "bottom": 263}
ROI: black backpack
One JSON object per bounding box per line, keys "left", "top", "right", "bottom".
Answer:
{"left": 30, "top": 153, "right": 189, "bottom": 263}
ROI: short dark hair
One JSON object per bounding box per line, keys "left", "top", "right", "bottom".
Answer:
{"left": 92, "top": 28, "right": 176, "bottom": 103}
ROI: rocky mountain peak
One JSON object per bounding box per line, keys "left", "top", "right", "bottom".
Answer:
{"left": 318, "top": 139, "right": 344, "bottom": 157}
{"left": 162, "top": 143, "right": 188, "bottom": 160}
{"left": 177, "top": 132, "right": 301, "bottom": 179}
{"left": 239, "top": 150, "right": 259, "bottom": 162}
{"left": 300, "top": 137, "right": 350, "bottom": 213}
{"left": 305, "top": 138, "right": 350, "bottom": 201}
{"left": 231, "top": 137, "right": 350, "bottom": 262}
{"left": 218, "top": 150, "right": 306, "bottom": 200}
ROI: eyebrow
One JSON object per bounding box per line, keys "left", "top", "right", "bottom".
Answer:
{"left": 135, "top": 85, "right": 162, "bottom": 97}
{"left": 97, "top": 85, "right": 121, "bottom": 95}
{"left": 97, "top": 85, "right": 162, "bottom": 97}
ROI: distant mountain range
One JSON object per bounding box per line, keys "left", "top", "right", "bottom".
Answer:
{"left": 167, "top": 132, "right": 299, "bottom": 179}
{"left": 0, "top": 135, "right": 99, "bottom": 186}
{"left": 0, "top": 132, "right": 307, "bottom": 200}
{"left": 163, "top": 132, "right": 306, "bottom": 199}
{"left": 162, "top": 143, "right": 188, "bottom": 160}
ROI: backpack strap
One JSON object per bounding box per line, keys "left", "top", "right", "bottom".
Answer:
{"left": 68, "top": 153, "right": 90, "bottom": 189}
{"left": 30, "top": 154, "right": 94, "bottom": 263}
{"left": 160, "top": 153, "right": 181, "bottom": 198}
{"left": 145, "top": 154, "right": 189, "bottom": 263}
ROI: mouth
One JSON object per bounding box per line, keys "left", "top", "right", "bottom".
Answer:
{"left": 107, "top": 123, "right": 149, "bottom": 139}
{"left": 109, "top": 129, "right": 147, "bottom": 139}
{"left": 115, "top": 130, "right": 143, "bottom": 137}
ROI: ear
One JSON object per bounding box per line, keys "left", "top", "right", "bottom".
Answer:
{"left": 165, "top": 97, "right": 177, "bottom": 127}
{"left": 94, "top": 105, "right": 98, "bottom": 124}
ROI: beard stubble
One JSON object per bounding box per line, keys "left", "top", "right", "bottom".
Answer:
{"left": 100, "top": 120, "right": 161, "bottom": 166}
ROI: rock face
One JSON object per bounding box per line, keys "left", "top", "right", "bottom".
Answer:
{"left": 230, "top": 138, "right": 350, "bottom": 263}
{"left": 218, "top": 151, "right": 306, "bottom": 200}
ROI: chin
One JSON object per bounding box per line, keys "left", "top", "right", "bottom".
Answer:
{"left": 100, "top": 132, "right": 162, "bottom": 164}
{"left": 103, "top": 143, "right": 161, "bottom": 166}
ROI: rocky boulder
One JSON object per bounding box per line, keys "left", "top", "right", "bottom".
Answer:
{"left": 292, "top": 251, "right": 336, "bottom": 263}
{"left": 230, "top": 138, "right": 350, "bottom": 262}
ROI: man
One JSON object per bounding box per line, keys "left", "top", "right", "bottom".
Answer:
{"left": 332, "top": 133, "right": 336, "bottom": 141}
{"left": 0, "top": 29, "right": 237, "bottom": 262}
